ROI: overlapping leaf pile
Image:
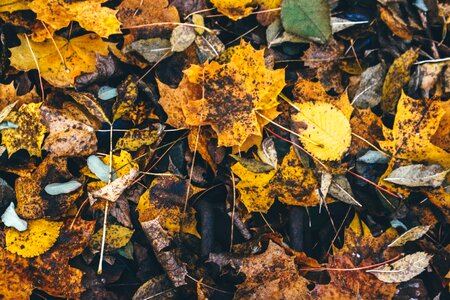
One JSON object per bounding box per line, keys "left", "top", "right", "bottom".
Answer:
{"left": 0, "top": 0, "right": 449, "bottom": 299}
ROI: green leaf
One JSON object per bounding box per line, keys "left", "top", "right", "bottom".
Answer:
{"left": 281, "top": 0, "right": 332, "bottom": 44}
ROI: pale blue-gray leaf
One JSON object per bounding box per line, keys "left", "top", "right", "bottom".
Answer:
{"left": 0, "top": 121, "right": 18, "bottom": 130}
{"left": 357, "top": 150, "right": 390, "bottom": 164}
{"left": 87, "top": 155, "right": 116, "bottom": 182}
{"left": 44, "top": 180, "right": 82, "bottom": 195}
{"left": 1, "top": 202, "right": 27, "bottom": 231}
{"left": 98, "top": 86, "right": 118, "bottom": 100}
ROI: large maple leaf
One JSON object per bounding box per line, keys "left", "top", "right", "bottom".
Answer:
{"left": 158, "top": 41, "right": 285, "bottom": 148}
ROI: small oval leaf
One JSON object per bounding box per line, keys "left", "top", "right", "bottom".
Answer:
{"left": 44, "top": 180, "right": 82, "bottom": 195}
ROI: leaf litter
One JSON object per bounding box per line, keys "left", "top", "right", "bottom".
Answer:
{"left": 0, "top": 0, "right": 449, "bottom": 299}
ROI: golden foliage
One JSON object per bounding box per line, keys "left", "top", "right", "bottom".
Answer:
{"left": 116, "top": 127, "right": 161, "bottom": 151}
{"left": 211, "top": 0, "right": 255, "bottom": 21}
{"left": 137, "top": 175, "right": 200, "bottom": 238}
{"left": 83, "top": 150, "right": 139, "bottom": 179}
{"left": 6, "top": 219, "right": 63, "bottom": 258}
{"left": 29, "top": 0, "right": 121, "bottom": 38}
{"left": 1, "top": 218, "right": 96, "bottom": 299}
{"left": 291, "top": 101, "right": 351, "bottom": 161}
{"left": 90, "top": 224, "right": 134, "bottom": 252}
{"left": 350, "top": 109, "right": 384, "bottom": 155}
{"left": 159, "top": 41, "right": 285, "bottom": 148}
{"left": 381, "top": 49, "right": 419, "bottom": 112}
{"left": 0, "top": 82, "right": 40, "bottom": 110}
{"left": 1, "top": 102, "right": 46, "bottom": 157}
{"left": 232, "top": 148, "right": 319, "bottom": 213}
{"left": 9, "top": 34, "right": 118, "bottom": 87}
{"left": 379, "top": 92, "right": 450, "bottom": 168}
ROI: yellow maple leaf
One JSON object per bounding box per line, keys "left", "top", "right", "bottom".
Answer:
{"left": 89, "top": 224, "right": 134, "bottom": 252}
{"left": 291, "top": 101, "right": 351, "bottom": 161}
{"left": 28, "top": 0, "right": 120, "bottom": 38}
{"left": 1, "top": 102, "right": 46, "bottom": 157}
{"left": 0, "top": 82, "right": 40, "bottom": 111}
{"left": 137, "top": 175, "right": 201, "bottom": 238}
{"left": 9, "top": 33, "right": 118, "bottom": 87}
{"left": 0, "top": 0, "right": 29, "bottom": 13}
{"left": 379, "top": 92, "right": 450, "bottom": 168}
{"left": 231, "top": 147, "right": 320, "bottom": 213}
{"left": 6, "top": 219, "right": 63, "bottom": 258}
{"left": 159, "top": 41, "right": 285, "bottom": 148}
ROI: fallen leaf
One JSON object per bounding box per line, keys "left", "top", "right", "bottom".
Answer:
{"left": 195, "top": 32, "right": 226, "bottom": 63}
{"left": 431, "top": 100, "right": 450, "bottom": 152}
{"left": 124, "top": 38, "right": 172, "bottom": 64}
{"left": 1, "top": 202, "right": 27, "bottom": 231}
{"left": 379, "top": 5, "right": 413, "bottom": 40}
{"left": 256, "top": 0, "right": 281, "bottom": 26}
{"left": 329, "top": 174, "right": 361, "bottom": 206}
{"left": 1, "top": 102, "right": 46, "bottom": 157}
{"left": 88, "top": 168, "right": 139, "bottom": 205}
{"left": 302, "top": 39, "right": 345, "bottom": 93}
{"left": 425, "top": 188, "right": 450, "bottom": 223}
{"left": 140, "top": 218, "right": 188, "bottom": 287}
{"left": 281, "top": 0, "right": 331, "bottom": 44}
{"left": 231, "top": 147, "right": 320, "bottom": 213}
{"left": 9, "top": 34, "right": 119, "bottom": 87}
{"left": 0, "top": 0, "right": 29, "bottom": 12}
{"left": 171, "top": 25, "right": 196, "bottom": 52}
{"left": 388, "top": 225, "right": 431, "bottom": 247}
{"left": 350, "top": 109, "right": 384, "bottom": 155}
{"left": 0, "top": 82, "right": 40, "bottom": 111}
{"left": 6, "top": 219, "right": 63, "bottom": 258}
{"left": 116, "top": 126, "right": 163, "bottom": 151}
{"left": 417, "top": 62, "right": 447, "bottom": 98}
{"left": 367, "top": 252, "right": 432, "bottom": 283}
{"left": 137, "top": 174, "right": 200, "bottom": 237}
{"left": 15, "top": 155, "right": 83, "bottom": 219}
{"left": 40, "top": 103, "right": 98, "bottom": 157}
{"left": 29, "top": 0, "right": 121, "bottom": 38}
{"left": 384, "top": 164, "right": 448, "bottom": 187}
{"left": 83, "top": 150, "right": 139, "bottom": 180}
{"left": 44, "top": 181, "right": 82, "bottom": 196}
{"left": 379, "top": 92, "right": 450, "bottom": 168}
{"left": 89, "top": 224, "right": 134, "bottom": 252}
{"left": 381, "top": 48, "right": 419, "bottom": 113}
{"left": 236, "top": 241, "right": 311, "bottom": 299}
{"left": 291, "top": 101, "right": 351, "bottom": 161}
{"left": 210, "top": 0, "right": 254, "bottom": 21}
{"left": 159, "top": 40, "right": 285, "bottom": 148}
{"left": 353, "top": 63, "right": 387, "bottom": 108}
{"left": 117, "top": 0, "right": 179, "bottom": 46}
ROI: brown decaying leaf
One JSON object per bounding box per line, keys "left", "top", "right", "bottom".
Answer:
{"left": 384, "top": 164, "right": 448, "bottom": 188}
{"left": 0, "top": 218, "right": 95, "bottom": 299}
{"left": 15, "top": 155, "right": 83, "bottom": 219}
{"left": 350, "top": 108, "right": 384, "bottom": 155}
{"left": 40, "top": 103, "right": 98, "bottom": 157}
{"left": 235, "top": 241, "right": 311, "bottom": 299}
{"left": 117, "top": 0, "right": 180, "bottom": 46}
{"left": 0, "top": 82, "right": 40, "bottom": 111}
{"left": 302, "top": 39, "right": 345, "bottom": 93}
{"left": 140, "top": 218, "right": 188, "bottom": 287}
{"left": 379, "top": 5, "right": 412, "bottom": 40}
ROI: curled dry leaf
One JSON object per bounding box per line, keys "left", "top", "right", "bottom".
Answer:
{"left": 384, "top": 164, "right": 449, "bottom": 188}
{"left": 9, "top": 34, "right": 119, "bottom": 87}
{"left": 231, "top": 147, "right": 320, "bottom": 213}
{"left": 140, "top": 218, "right": 188, "bottom": 287}
{"left": 379, "top": 5, "right": 413, "bottom": 40}
{"left": 6, "top": 219, "right": 63, "bottom": 257}
{"left": 367, "top": 252, "right": 432, "bottom": 283}
{"left": 1, "top": 102, "right": 46, "bottom": 157}
{"left": 388, "top": 225, "right": 431, "bottom": 247}
{"left": 235, "top": 241, "right": 311, "bottom": 299}
{"left": 88, "top": 168, "right": 139, "bottom": 205}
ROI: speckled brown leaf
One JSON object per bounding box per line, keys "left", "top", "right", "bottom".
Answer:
{"left": 235, "top": 241, "right": 311, "bottom": 299}
{"left": 350, "top": 109, "right": 384, "bottom": 155}
{"left": 0, "top": 82, "right": 40, "bottom": 111}
{"left": 15, "top": 155, "right": 83, "bottom": 219}
{"left": 302, "top": 39, "right": 345, "bottom": 93}
{"left": 379, "top": 5, "right": 412, "bottom": 40}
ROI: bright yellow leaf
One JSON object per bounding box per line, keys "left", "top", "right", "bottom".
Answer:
{"left": 291, "top": 101, "right": 351, "bottom": 161}
{"left": 9, "top": 34, "right": 118, "bottom": 87}
{"left": 6, "top": 219, "right": 63, "bottom": 258}
{"left": 0, "top": 0, "right": 29, "bottom": 13}
{"left": 82, "top": 150, "right": 139, "bottom": 179}
{"left": 210, "top": 0, "right": 255, "bottom": 21}
{"left": 1, "top": 102, "right": 46, "bottom": 157}
{"left": 89, "top": 224, "right": 134, "bottom": 252}
{"left": 29, "top": 0, "right": 121, "bottom": 38}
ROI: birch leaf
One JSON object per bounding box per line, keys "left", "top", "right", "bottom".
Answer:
{"left": 367, "top": 252, "right": 432, "bottom": 283}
